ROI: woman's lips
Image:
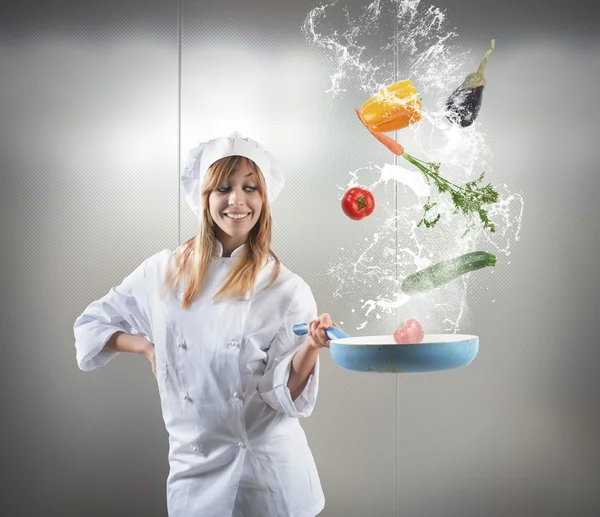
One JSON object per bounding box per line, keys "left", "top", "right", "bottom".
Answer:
{"left": 224, "top": 212, "right": 251, "bottom": 223}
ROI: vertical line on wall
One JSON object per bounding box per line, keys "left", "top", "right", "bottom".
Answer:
{"left": 177, "top": 0, "right": 182, "bottom": 245}
{"left": 393, "top": 4, "right": 399, "bottom": 516}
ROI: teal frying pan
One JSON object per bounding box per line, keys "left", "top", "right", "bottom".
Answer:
{"left": 293, "top": 323, "right": 478, "bottom": 373}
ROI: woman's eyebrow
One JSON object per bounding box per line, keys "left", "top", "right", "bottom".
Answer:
{"left": 244, "top": 172, "right": 253, "bottom": 178}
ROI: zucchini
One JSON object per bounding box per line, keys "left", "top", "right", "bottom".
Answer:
{"left": 401, "top": 251, "right": 496, "bottom": 294}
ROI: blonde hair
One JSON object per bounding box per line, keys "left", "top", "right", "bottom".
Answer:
{"left": 163, "top": 156, "right": 281, "bottom": 309}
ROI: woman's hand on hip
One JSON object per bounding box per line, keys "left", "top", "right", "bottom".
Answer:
{"left": 104, "top": 332, "right": 157, "bottom": 379}
{"left": 139, "top": 337, "right": 157, "bottom": 379}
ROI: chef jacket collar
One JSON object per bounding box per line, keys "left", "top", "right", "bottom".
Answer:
{"left": 214, "top": 239, "right": 245, "bottom": 259}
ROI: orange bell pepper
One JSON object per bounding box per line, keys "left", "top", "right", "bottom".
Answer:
{"left": 360, "top": 80, "right": 422, "bottom": 133}
{"left": 355, "top": 109, "right": 404, "bottom": 156}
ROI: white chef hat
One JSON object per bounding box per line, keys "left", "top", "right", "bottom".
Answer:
{"left": 181, "top": 131, "right": 285, "bottom": 218}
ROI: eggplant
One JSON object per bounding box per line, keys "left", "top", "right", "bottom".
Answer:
{"left": 446, "top": 39, "right": 495, "bottom": 127}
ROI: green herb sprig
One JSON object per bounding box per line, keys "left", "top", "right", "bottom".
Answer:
{"left": 402, "top": 152, "right": 498, "bottom": 233}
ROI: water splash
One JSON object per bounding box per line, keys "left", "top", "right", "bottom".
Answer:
{"left": 304, "top": 0, "right": 524, "bottom": 334}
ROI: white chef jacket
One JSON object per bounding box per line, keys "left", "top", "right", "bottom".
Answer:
{"left": 74, "top": 242, "right": 325, "bottom": 517}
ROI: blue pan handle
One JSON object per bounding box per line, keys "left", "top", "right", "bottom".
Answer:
{"left": 293, "top": 323, "right": 351, "bottom": 341}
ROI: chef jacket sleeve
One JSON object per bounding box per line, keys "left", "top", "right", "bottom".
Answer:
{"left": 73, "top": 257, "right": 152, "bottom": 372}
{"left": 257, "top": 280, "right": 319, "bottom": 418}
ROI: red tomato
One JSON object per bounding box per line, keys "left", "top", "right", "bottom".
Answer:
{"left": 341, "top": 187, "right": 375, "bottom": 220}
{"left": 393, "top": 318, "right": 425, "bottom": 344}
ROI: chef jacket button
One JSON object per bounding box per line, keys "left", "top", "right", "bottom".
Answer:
{"left": 237, "top": 441, "right": 245, "bottom": 448}
{"left": 242, "top": 293, "right": 251, "bottom": 301}
{"left": 232, "top": 392, "right": 241, "bottom": 400}
{"left": 183, "top": 393, "right": 192, "bottom": 402}
{"left": 191, "top": 444, "right": 199, "bottom": 452}
{"left": 229, "top": 340, "right": 240, "bottom": 348}
{"left": 177, "top": 341, "right": 187, "bottom": 349}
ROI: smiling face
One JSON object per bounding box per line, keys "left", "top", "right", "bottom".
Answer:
{"left": 208, "top": 157, "right": 263, "bottom": 256}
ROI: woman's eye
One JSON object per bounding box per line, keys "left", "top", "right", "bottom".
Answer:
{"left": 216, "top": 186, "right": 257, "bottom": 193}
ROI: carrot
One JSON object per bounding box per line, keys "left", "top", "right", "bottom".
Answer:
{"left": 355, "top": 108, "right": 404, "bottom": 156}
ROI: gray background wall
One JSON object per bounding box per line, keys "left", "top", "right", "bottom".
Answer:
{"left": 1, "top": 0, "right": 599, "bottom": 516}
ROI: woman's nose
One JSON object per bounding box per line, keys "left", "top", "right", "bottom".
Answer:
{"left": 228, "top": 188, "right": 245, "bottom": 206}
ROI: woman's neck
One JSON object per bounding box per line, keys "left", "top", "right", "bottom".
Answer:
{"left": 216, "top": 234, "right": 247, "bottom": 258}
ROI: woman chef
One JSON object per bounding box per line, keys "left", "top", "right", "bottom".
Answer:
{"left": 73, "top": 132, "right": 335, "bottom": 517}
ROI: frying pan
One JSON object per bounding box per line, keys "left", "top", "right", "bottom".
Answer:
{"left": 293, "top": 323, "right": 478, "bottom": 373}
